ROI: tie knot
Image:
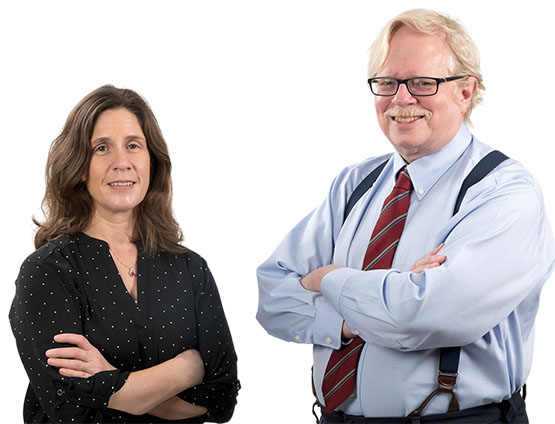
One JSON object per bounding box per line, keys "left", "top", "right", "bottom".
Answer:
{"left": 395, "top": 167, "right": 412, "bottom": 191}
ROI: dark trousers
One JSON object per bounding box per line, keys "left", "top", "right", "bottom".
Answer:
{"left": 317, "top": 391, "right": 528, "bottom": 424}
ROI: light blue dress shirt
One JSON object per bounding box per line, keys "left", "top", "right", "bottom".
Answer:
{"left": 256, "top": 123, "right": 555, "bottom": 417}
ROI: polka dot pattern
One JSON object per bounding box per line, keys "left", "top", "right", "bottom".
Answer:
{"left": 9, "top": 233, "right": 239, "bottom": 423}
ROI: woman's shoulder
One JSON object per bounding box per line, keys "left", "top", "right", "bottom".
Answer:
{"left": 16, "top": 234, "right": 80, "bottom": 293}
{"left": 157, "top": 247, "right": 207, "bottom": 269}
{"left": 22, "top": 234, "right": 76, "bottom": 266}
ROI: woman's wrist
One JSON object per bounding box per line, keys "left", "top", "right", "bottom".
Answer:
{"left": 148, "top": 396, "right": 207, "bottom": 420}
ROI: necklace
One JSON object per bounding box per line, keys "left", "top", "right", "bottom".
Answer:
{"left": 110, "top": 249, "right": 137, "bottom": 277}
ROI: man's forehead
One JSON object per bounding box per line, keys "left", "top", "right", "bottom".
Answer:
{"left": 381, "top": 27, "right": 452, "bottom": 75}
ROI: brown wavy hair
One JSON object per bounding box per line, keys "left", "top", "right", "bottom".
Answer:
{"left": 34, "top": 84, "right": 186, "bottom": 254}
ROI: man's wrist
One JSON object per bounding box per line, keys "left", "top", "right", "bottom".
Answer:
{"left": 342, "top": 321, "right": 355, "bottom": 340}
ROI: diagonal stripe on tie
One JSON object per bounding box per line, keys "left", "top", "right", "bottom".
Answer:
{"left": 366, "top": 213, "right": 408, "bottom": 249}
{"left": 324, "top": 369, "right": 357, "bottom": 400}
{"left": 322, "top": 167, "right": 412, "bottom": 413}
{"left": 324, "top": 341, "right": 365, "bottom": 380}
{"left": 379, "top": 191, "right": 410, "bottom": 217}
{"left": 363, "top": 239, "right": 400, "bottom": 271}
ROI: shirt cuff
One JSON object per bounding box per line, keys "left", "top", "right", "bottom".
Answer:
{"left": 55, "top": 369, "right": 129, "bottom": 411}
{"left": 321, "top": 267, "right": 360, "bottom": 314}
{"left": 310, "top": 295, "right": 344, "bottom": 349}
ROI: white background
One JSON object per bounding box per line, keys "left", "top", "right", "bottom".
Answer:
{"left": 1, "top": 1, "right": 554, "bottom": 422}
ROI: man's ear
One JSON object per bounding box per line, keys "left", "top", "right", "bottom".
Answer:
{"left": 459, "top": 77, "right": 477, "bottom": 106}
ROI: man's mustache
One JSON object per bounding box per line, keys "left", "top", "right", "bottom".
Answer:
{"left": 384, "top": 106, "right": 432, "bottom": 119}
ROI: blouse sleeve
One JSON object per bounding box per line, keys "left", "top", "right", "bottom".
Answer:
{"left": 178, "top": 254, "right": 240, "bottom": 423}
{"left": 9, "top": 251, "right": 130, "bottom": 423}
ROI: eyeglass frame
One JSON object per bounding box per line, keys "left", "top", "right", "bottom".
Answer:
{"left": 367, "top": 75, "right": 468, "bottom": 97}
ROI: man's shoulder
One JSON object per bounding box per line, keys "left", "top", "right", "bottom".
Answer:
{"left": 458, "top": 137, "right": 541, "bottom": 208}
{"left": 466, "top": 137, "right": 535, "bottom": 186}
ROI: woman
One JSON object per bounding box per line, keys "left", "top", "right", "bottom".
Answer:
{"left": 9, "top": 85, "right": 239, "bottom": 423}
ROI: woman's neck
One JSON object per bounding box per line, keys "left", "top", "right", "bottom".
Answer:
{"left": 85, "top": 211, "right": 135, "bottom": 248}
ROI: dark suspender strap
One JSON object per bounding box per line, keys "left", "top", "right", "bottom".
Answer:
{"left": 343, "top": 159, "right": 389, "bottom": 224}
{"left": 340, "top": 150, "right": 509, "bottom": 417}
{"left": 410, "top": 149, "right": 509, "bottom": 417}
{"left": 453, "top": 150, "right": 509, "bottom": 215}
{"left": 439, "top": 346, "right": 461, "bottom": 374}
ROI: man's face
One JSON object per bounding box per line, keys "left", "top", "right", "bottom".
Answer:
{"left": 374, "top": 26, "right": 475, "bottom": 163}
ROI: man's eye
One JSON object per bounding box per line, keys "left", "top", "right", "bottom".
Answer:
{"left": 413, "top": 79, "right": 433, "bottom": 86}
{"left": 379, "top": 80, "right": 395, "bottom": 87}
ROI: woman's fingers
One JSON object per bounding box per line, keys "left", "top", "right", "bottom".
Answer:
{"left": 58, "top": 367, "right": 92, "bottom": 379}
{"left": 53, "top": 333, "right": 93, "bottom": 350}
{"left": 45, "top": 346, "right": 85, "bottom": 359}
{"left": 47, "top": 357, "right": 85, "bottom": 370}
{"left": 46, "top": 333, "right": 116, "bottom": 377}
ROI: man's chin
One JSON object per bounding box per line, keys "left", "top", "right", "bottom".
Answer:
{"left": 388, "top": 137, "right": 429, "bottom": 163}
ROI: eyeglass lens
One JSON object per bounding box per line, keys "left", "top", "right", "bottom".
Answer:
{"left": 371, "top": 78, "right": 438, "bottom": 96}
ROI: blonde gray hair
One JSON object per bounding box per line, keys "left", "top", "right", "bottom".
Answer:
{"left": 368, "top": 9, "right": 484, "bottom": 121}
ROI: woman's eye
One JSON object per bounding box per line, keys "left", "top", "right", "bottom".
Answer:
{"left": 94, "top": 145, "right": 107, "bottom": 152}
{"left": 128, "top": 143, "right": 139, "bottom": 150}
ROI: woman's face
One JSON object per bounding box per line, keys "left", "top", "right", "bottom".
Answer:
{"left": 86, "top": 108, "right": 151, "bottom": 221}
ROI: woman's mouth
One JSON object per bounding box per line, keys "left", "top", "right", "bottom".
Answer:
{"left": 108, "top": 181, "right": 135, "bottom": 187}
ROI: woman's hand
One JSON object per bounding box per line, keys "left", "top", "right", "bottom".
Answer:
{"left": 149, "top": 396, "right": 208, "bottom": 421}
{"left": 45, "top": 333, "right": 116, "bottom": 378}
{"left": 411, "top": 243, "right": 446, "bottom": 273}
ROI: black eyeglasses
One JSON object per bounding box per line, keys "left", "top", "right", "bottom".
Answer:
{"left": 368, "top": 76, "right": 467, "bottom": 96}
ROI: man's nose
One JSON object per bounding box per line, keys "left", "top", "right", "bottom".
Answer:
{"left": 392, "top": 83, "right": 417, "bottom": 106}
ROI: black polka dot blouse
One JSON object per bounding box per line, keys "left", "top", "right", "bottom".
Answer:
{"left": 9, "top": 233, "right": 240, "bottom": 423}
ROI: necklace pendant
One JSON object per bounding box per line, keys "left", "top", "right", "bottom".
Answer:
{"left": 129, "top": 267, "right": 136, "bottom": 277}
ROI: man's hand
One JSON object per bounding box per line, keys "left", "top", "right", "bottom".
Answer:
{"left": 300, "top": 265, "right": 342, "bottom": 292}
{"left": 45, "top": 333, "right": 116, "bottom": 378}
{"left": 411, "top": 243, "right": 446, "bottom": 273}
{"left": 342, "top": 321, "right": 355, "bottom": 339}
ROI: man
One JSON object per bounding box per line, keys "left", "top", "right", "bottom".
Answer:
{"left": 256, "top": 9, "right": 554, "bottom": 424}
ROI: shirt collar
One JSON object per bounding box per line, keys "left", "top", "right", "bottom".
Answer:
{"left": 391, "top": 123, "right": 473, "bottom": 201}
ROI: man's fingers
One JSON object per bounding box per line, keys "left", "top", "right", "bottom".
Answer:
{"left": 53, "top": 333, "right": 93, "bottom": 350}
{"left": 413, "top": 262, "right": 441, "bottom": 274}
{"left": 430, "top": 243, "right": 445, "bottom": 255}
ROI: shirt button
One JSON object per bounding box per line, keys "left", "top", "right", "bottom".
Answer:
{"left": 295, "top": 335, "right": 301, "bottom": 341}
{"left": 325, "top": 337, "right": 332, "bottom": 344}
{"left": 56, "top": 388, "right": 65, "bottom": 397}
{"left": 354, "top": 330, "right": 360, "bottom": 335}
{"left": 418, "top": 188, "right": 425, "bottom": 195}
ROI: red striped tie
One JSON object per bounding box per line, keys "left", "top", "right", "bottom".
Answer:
{"left": 322, "top": 167, "right": 412, "bottom": 413}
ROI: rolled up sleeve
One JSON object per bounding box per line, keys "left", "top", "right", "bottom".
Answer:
{"left": 10, "top": 255, "right": 130, "bottom": 422}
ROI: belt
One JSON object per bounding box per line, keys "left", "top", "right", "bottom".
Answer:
{"left": 316, "top": 390, "right": 526, "bottom": 424}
